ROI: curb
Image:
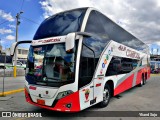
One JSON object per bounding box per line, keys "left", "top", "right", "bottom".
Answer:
{"left": 0, "top": 88, "right": 24, "bottom": 96}
{"left": 151, "top": 74, "right": 160, "bottom": 76}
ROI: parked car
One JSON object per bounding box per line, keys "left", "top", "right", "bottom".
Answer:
{"left": 151, "top": 68, "right": 160, "bottom": 74}
{"left": 0, "top": 63, "right": 6, "bottom": 69}
{"left": 0, "top": 61, "right": 26, "bottom": 69}
{"left": 155, "top": 68, "right": 160, "bottom": 74}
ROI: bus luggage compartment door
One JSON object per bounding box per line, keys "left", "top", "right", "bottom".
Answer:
{"left": 79, "top": 82, "right": 94, "bottom": 110}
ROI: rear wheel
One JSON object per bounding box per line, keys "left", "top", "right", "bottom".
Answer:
{"left": 143, "top": 75, "right": 146, "bottom": 85}
{"left": 139, "top": 75, "right": 146, "bottom": 87}
{"left": 99, "top": 84, "right": 111, "bottom": 108}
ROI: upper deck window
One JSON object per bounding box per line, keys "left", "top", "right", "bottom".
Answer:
{"left": 34, "top": 8, "right": 86, "bottom": 40}
{"left": 85, "top": 10, "right": 148, "bottom": 54}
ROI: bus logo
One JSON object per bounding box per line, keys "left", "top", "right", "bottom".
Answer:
{"left": 85, "top": 89, "right": 90, "bottom": 102}
{"left": 118, "top": 45, "right": 126, "bottom": 51}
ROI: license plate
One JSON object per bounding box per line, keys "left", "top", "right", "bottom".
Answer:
{"left": 37, "top": 99, "right": 45, "bottom": 105}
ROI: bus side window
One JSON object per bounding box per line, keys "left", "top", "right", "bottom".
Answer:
{"left": 105, "top": 57, "right": 120, "bottom": 76}
{"left": 105, "top": 56, "right": 139, "bottom": 76}
{"left": 78, "top": 45, "right": 95, "bottom": 89}
{"left": 139, "top": 61, "right": 142, "bottom": 66}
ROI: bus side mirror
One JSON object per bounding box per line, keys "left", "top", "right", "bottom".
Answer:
{"left": 10, "top": 42, "right": 18, "bottom": 56}
{"left": 65, "top": 33, "right": 76, "bottom": 52}
{"left": 10, "top": 40, "right": 32, "bottom": 56}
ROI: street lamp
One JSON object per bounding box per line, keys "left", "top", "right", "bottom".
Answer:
{"left": 13, "top": 11, "right": 23, "bottom": 77}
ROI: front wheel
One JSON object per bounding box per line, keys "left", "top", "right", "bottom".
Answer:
{"left": 99, "top": 84, "right": 111, "bottom": 108}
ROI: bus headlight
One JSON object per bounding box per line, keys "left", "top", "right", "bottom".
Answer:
{"left": 56, "top": 90, "right": 73, "bottom": 100}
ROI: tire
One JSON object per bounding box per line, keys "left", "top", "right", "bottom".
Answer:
{"left": 99, "top": 84, "right": 111, "bottom": 108}
{"left": 139, "top": 75, "right": 146, "bottom": 87}
{"left": 143, "top": 74, "right": 147, "bottom": 85}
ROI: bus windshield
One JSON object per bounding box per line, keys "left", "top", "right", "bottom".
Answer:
{"left": 33, "top": 8, "right": 86, "bottom": 40}
{"left": 27, "top": 42, "right": 77, "bottom": 86}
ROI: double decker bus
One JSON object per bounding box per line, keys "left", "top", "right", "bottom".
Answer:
{"left": 11, "top": 7, "right": 150, "bottom": 112}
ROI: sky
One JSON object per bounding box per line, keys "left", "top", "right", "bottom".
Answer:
{"left": 0, "top": 0, "right": 160, "bottom": 54}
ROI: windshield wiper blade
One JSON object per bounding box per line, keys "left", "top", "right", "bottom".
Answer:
{"left": 47, "top": 77, "right": 60, "bottom": 80}
{"left": 46, "top": 80, "right": 70, "bottom": 83}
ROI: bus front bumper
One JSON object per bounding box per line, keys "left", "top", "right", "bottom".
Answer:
{"left": 24, "top": 88, "right": 80, "bottom": 112}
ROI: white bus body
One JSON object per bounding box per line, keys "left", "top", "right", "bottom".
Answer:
{"left": 11, "top": 7, "right": 150, "bottom": 112}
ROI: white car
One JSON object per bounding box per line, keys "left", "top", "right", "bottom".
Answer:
{"left": 0, "top": 63, "right": 6, "bottom": 69}
{"left": 16, "top": 61, "right": 26, "bottom": 68}
{"left": 0, "top": 61, "right": 26, "bottom": 69}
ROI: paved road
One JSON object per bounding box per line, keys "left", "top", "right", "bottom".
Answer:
{"left": 0, "top": 76, "right": 25, "bottom": 92}
{"left": 0, "top": 76, "right": 160, "bottom": 120}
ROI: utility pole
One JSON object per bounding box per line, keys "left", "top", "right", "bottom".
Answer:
{"left": 0, "top": 39, "right": 1, "bottom": 54}
{"left": 13, "top": 11, "right": 23, "bottom": 77}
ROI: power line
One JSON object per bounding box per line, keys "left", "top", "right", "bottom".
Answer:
{"left": 1, "top": 1, "right": 25, "bottom": 27}
{"left": 20, "top": 0, "right": 25, "bottom": 11}
{"left": 21, "top": 16, "right": 40, "bottom": 25}
{"left": 0, "top": 20, "right": 9, "bottom": 26}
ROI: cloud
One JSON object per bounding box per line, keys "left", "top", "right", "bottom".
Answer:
{"left": 39, "top": 0, "right": 160, "bottom": 46}
{"left": 8, "top": 24, "right": 16, "bottom": 29}
{"left": 0, "top": 9, "right": 14, "bottom": 22}
{"left": 5, "top": 35, "right": 15, "bottom": 40}
{"left": 0, "top": 28, "right": 13, "bottom": 34}
{"left": 155, "top": 42, "right": 160, "bottom": 47}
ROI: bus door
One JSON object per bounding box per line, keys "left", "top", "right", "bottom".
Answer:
{"left": 79, "top": 82, "right": 94, "bottom": 110}
{"left": 78, "top": 44, "right": 95, "bottom": 110}
{"left": 93, "top": 75, "right": 104, "bottom": 103}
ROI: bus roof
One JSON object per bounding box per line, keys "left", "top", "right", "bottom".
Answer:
{"left": 33, "top": 7, "right": 149, "bottom": 54}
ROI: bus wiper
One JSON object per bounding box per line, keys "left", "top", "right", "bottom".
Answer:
{"left": 43, "top": 76, "right": 60, "bottom": 81}
{"left": 47, "top": 77, "right": 61, "bottom": 81}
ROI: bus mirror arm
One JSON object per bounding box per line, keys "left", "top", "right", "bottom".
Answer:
{"left": 10, "top": 40, "right": 32, "bottom": 56}
{"left": 65, "top": 32, "right": 96, "bottom": 52}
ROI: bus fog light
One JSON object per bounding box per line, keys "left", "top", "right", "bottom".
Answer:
{"left": 66, "top": 103, "right": 72, "bottom": 108}
{"left": 56, "top": 90, "right": 73, "bottom": 100}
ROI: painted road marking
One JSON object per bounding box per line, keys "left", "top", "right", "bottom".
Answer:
{"left": 0, "top": 88, "right": 24, "bottom": 96}
{"left": 151, "top": 74, "right": 160, "bottom": 77}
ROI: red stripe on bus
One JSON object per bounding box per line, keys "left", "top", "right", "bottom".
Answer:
{"left": 136, "top": 69, "right": 142, "bottom": 85}
{"left": 114, "top": 74, "right": 134, "bottom": 96}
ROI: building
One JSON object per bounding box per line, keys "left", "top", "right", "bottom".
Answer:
{"left": 150, "top": 54, "right": 160, "bottom": 61}
{"left": 0, "top": 44, "right": 6, "bottom": 55}
{"left": 5, "top": 47, "right": 29, "bottom": 60}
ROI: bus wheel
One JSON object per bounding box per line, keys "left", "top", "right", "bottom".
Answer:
{"left": 143, "top": 76, "right": 146, "bottom": 85}
{"left": 139, "top": 75, "right": 145, "bottom": 87}
{"left": 99, "top": 84, "right": 111, "bottom": 108}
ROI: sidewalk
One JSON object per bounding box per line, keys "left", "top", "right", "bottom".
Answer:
{"left": 0, "top": 76, "right": 25, "bottom": 93}
{"left": 0, "top": 68, "right": 25, "bottom": 77}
